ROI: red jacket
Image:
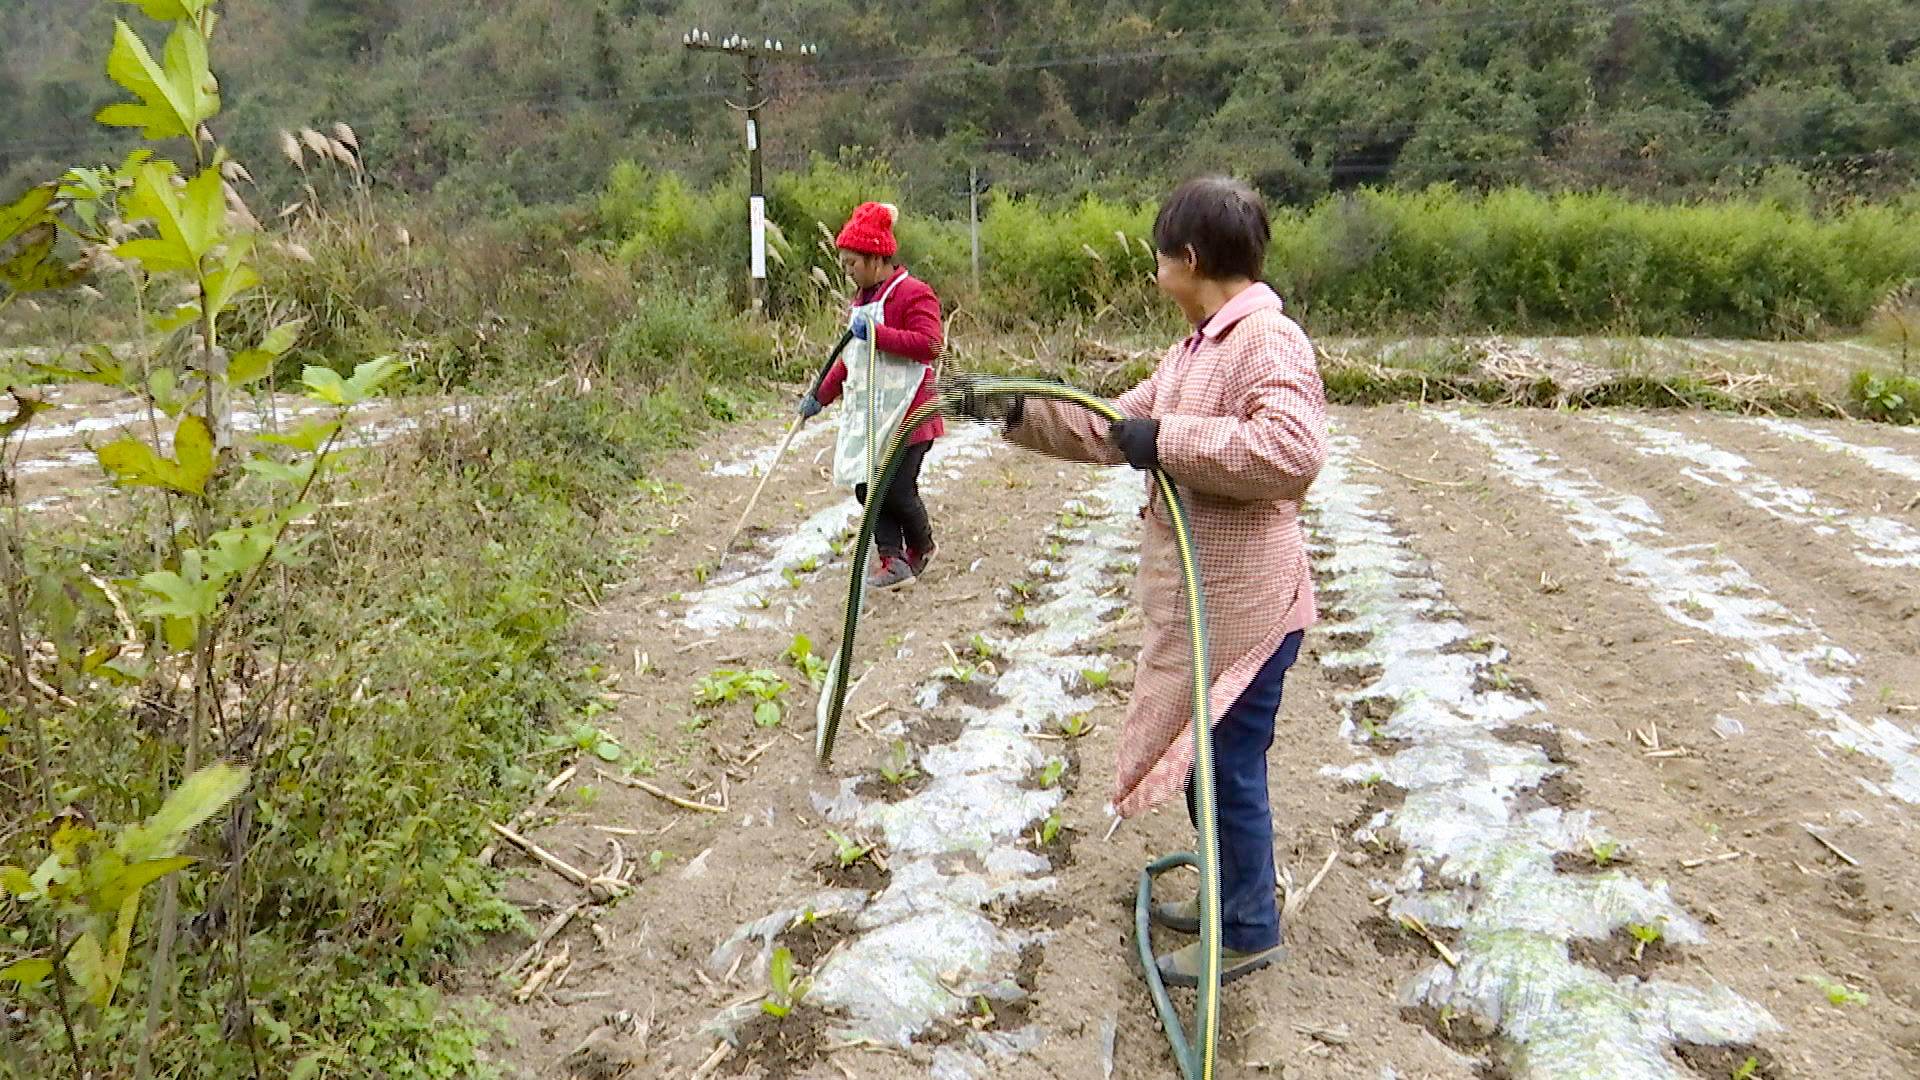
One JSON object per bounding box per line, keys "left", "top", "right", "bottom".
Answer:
{"left": 816, "top": 267, "right": 946, "bottom": 446}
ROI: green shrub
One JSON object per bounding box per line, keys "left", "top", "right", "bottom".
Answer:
{"left": 596, "top": 160, "right": 1920, "bottom": 337}
{"left": 1851, "top": 369, "right": 1919, "bottom": 424}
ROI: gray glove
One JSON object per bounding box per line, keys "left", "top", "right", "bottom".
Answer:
{"left": 797, "top": 392, "right": 824, "bottom": 420}
{"left": 945, "top": 374, "right": 1025, "bottom": 426}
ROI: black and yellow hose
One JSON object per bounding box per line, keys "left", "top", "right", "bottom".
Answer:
{"left": 815, "top": 374, "right": 1222, "bottom": 1080}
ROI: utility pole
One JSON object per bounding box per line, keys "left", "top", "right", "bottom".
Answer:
{"left": 683, "top": 29, "right": 821, "bottom": 315}
{"left": 968, "top": 166, "right": 982, "bottom": 296}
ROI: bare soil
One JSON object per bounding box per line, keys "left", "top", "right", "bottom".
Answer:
{"left": 460, "top": 401, "right": 1920, "bottom": 1080}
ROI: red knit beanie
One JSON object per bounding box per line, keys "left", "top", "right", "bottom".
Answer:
{"left": 836, "top": 201, "right": 898, "bottom": 257}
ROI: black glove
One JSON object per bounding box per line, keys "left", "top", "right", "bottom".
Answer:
{"left": 946, "top": 375, "right": 1025, "bottom": 427}
{"left": 1108, "top": 418, "right": 1160, "bottom": 471}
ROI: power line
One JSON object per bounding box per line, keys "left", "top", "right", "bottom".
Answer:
{"left": 0, "top": 0, "right": 1909, "bottom": 170}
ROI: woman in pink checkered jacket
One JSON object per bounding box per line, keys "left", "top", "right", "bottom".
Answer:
{"left": 951, "top": 176, "right": 1329, "bottom": 988}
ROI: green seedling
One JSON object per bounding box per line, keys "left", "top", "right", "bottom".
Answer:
{"left": 973, "top": 994, "right": 995, "bottom": 1022}
{"left": 1038, "top": 813, "right": 1064, "bottom": 846}
{"left": 573, "top": 785, "right": 600, "bottom": 807}
{"left": 1586, "top": 835, "right": 1621, "bottom": 866}
{"left": 1081, "top": 667, "right": 1112, "bottom": 691}
{"left": 1801, "top": 975, "right": 1869, "bottom": 1007}
{"left": 782, "top": 568, "right": 802, "bottom": 589}
{"left": 1626, "top": 921, "right": 1664, "bottom": 961}
{"left": 1361, "top": 770, "right": 1385, "bottom": 789}
{"left": 879, "top": 741, "right": 919, "bottom": 786}
{"left": 969, "top": 634, "right": 997, "bottom": 661}
{"left": 761, "top": 947, "right": 811, "bottom": 1018}
{"left": 825, "top": 829, "right": 874, "bottom": 867}
{"left": 1047, "top": 541, "right": 1064, "bottom": 560}
{"left": 798, "top": 556, "right": 820, "bottom": 573}
{"left": 787, "top": 634, "right": 830, "bottom": 688}
{"left": 1010, "top": 580, "right": 1036, "bottom": 601}
{"left": 1358, "top": 715, "right": 1385, "bottom": 742}
{"left": 1039, "top": 759, "right": 1067, "bottom": 788}
{"left": 648, "top": 850, "right": 673, "bottom": 871}
{"left": 693, "top": 668, "right": 788, "bottom": 727}
{"left": 1731, "top": 1056, "right": 1760, "bottom": 1080}
{"left": 1057, "top": 713, "right": 1094, "bottom": 739}
{"left": 570, "top": 723, "right": 623, "bottom": 762}
{"left": 1010, "top": 605, "right": 1028, "bottom": 625}
{"left": 693, "top": 562, "right": 713, "bottom": 585}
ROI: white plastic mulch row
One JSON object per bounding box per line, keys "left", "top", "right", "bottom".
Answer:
{"left": 1307, "top": 435, "right": 1774, "bottom": 1079}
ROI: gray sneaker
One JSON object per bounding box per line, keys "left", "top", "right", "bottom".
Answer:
{"left": 1155, "top": 940, "right": 1286, "bottom": 987}
{"left": 1150, "top": 896, "right": 1201, "bottom": 935}
{"left": 866, "top": 553, "right": 916, "bottom": 591}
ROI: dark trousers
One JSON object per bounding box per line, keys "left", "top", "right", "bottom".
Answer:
{"left": 854, "top": 440, "right": 933, "bottom": 556}
{"left": 1185, "top": 629, "right": 1305, "bottom": 952}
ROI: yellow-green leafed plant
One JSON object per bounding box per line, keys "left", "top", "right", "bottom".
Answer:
{"left": 0, "top": 2, "right": 401, "bottom": 1075}
{"left": 0, "top": 764, "right": 248, "bottom": 1078}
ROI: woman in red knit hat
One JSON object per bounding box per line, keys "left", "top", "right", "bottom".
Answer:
{"left": 799, "top": 201, "right": 947, "bottom": 590}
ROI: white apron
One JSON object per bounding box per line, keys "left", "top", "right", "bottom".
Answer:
{"left": 832, "top": 271, "right": 922, "bottom": 490}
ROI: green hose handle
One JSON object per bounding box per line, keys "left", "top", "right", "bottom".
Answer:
{"left": 815, "top": 374, "right": 1221, "bottom": 1080}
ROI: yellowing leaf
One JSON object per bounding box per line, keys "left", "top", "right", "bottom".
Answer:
{"left": 98, "top": 437, "right": 174, "bottom": 489}
{"left": 0, "top": 865, "right": 33, "bottom": 897}
{"left": 96, "top": 415, "right": 212, "bottom": 496}
{"left": 228, "top": 350, "right": 273, "bottom": 386}
{"left": 0, "top": 183, "right": 57, "bottom": 246}
{"left": 0, "top": 957, "right": 52, "bottom": 989}
{"left": 117, "top": 763, "right": 249, "bottom": 862}
{"left": 173, "top": 414, "right": 215, "bottom": 492}
{"left": 66, "top": 931, "right": 110, "bottom": 1006}
{"left": 94, "top": 854, "right": 192, "bottom": 913}
{"left": 100, "top": 890, "right": 143, "bottom": 1008}
{"left": 1, "top": 222, "right": 80, "bottom": 295}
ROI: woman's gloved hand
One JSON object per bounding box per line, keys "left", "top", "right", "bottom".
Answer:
{"left": 1108, "top": 418, "right": 1160, "bottom": 471}
{"left": 945, "top": 374, "right": 1025, "bottom": 426}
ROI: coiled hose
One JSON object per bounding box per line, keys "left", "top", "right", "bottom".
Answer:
{"left": 813, "top": 375, "right": 1221, "bottom": 1080}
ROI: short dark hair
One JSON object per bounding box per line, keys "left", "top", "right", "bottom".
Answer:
{"left": 1152, "top": 177, "right": 1270, "bottom": 281}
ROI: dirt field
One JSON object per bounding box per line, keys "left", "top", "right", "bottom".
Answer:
{"left": 450, "top": 396, "right": 1920, "bottom": 1080}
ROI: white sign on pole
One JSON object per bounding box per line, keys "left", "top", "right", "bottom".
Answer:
{"left": 749, "top": 195, "right": 767, "bottom": 280}
{"left": 746, "top": 118, "right": 758, "bottom": 151}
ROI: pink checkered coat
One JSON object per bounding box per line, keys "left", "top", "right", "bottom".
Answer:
{"left": 1008, "top": 284, "right": 1327, "bottom": 818}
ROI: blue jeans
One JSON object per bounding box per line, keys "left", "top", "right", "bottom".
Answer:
{"left": 1185, "top": 630, "right": 1304, "bottom": 952}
